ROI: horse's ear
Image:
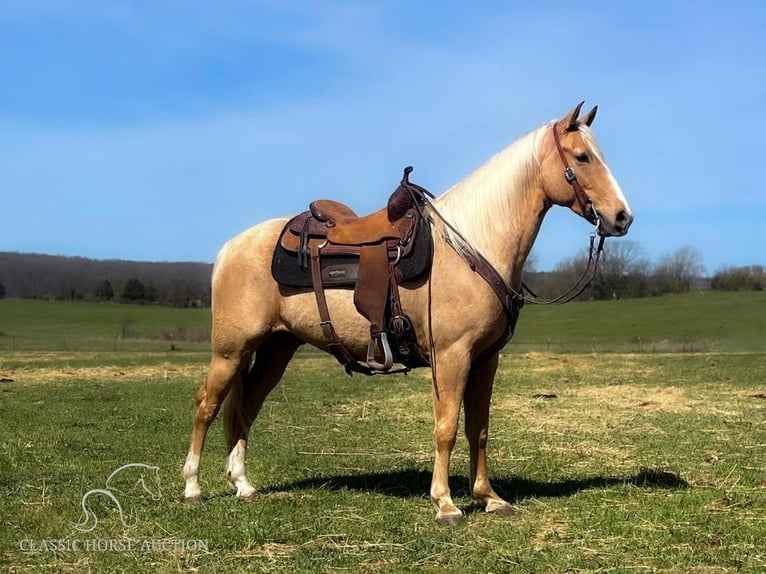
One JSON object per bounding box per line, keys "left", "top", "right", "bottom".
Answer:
{"left": 582, "top": 105, "right": 598, "bottom": 127}
{"left": 561, "top": 101, "right": 585, "bottom": 131}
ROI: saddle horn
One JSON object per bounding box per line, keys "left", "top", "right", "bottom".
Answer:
{"left": 401, "top": 166, "right": 414, "bottom": 186}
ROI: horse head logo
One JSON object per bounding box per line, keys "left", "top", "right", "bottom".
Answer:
{"left": 71, "top": 463, "right": 162, "bottom": 533}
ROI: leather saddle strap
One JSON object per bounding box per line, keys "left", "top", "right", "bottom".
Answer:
{"left": 388, "top": 263, "right": 406, "bottom": 344}
{"left": 354, "top": 244, "right": 394, "bottom": 371}
{"left": 310, "top": 242, "right": 373, "bottom": 376}
{"left": 353, "top": 244, "right": 390, "bottom": 332}
{"left": 388, "top": 263, "right": 430, "bottom": 367}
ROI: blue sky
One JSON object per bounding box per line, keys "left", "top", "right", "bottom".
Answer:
{"left": 1, "top": 0, "right": 764, "bottom": 272}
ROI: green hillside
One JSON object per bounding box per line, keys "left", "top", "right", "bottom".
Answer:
{"left": 512, "top": 290, "right": 766, "bottom": 352}
{"left": 0, "top": 300, "right": 211, "bottom": 352}
{"left": 0, "top": 291, "right": 764, "bottom": 353}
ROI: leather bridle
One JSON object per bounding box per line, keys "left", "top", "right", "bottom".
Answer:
{"left": 416, "top": 122, "right": 608, "bottom": 313}
{"left": 396, "top": 126, "right": 611, "bottom": 368}
{"left": 552, "top": 122, "right": 599, "bottom": 227}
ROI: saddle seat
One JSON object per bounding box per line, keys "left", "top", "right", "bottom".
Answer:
{"left": 308, "top": 184, "right": 418, "bottom": 246}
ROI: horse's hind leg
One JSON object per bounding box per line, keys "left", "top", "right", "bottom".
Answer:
{"left": 182, "top": 350, "right": 250, "bottom": 503}
{"left": 464, "top": 353, "right": 513, "bottom": 515}
{"left": 224, "top": 332, "right": 302, "bottom": 499}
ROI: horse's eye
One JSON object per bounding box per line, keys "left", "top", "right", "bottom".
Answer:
{"left": 575, "top": 153, "right": 590, "bottom": 164}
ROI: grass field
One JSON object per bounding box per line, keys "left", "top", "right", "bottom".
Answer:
{"left": 0, "top": 300, "right": 211, "bottom": 352}
{"left": 1, "top": 349, "right": 765, "bottom": 572}
{"left": 1, "top": 290, "right": 765, "bottom": 353}
{"left": 1, "top": 294, "right": 765, "bottom": 572}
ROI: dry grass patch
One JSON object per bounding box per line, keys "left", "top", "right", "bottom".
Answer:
{"left": 541, "top": 442, "right": 630, "bottom": 461}
{"left": 0, "top": 353, "right": 208, "bottom": 384}
{"left": 496, "top": 387, "right": 660, "bottom": 438}
{"left": 1, "top": 362, "right": 207, "bottom": 383}
{"left": 495, "top": 381, "right": 735, "bottom": 439}
{"left": 576, "top": 385, "right": 692, "bottom": 413}
{"left": 228, "top": 542, "right": 298, "bottom": 561}
{"left": 532, "top": 514, "right": 570, "bottom": 550}
{"left": 497, "top": 351, "right": 662, "bottom": 380}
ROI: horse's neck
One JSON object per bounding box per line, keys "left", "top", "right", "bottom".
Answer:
{"left": 434, "top": 130, "right": 549, "bottom": 286}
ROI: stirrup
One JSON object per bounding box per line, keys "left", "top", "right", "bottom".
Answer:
{"left": 366, "top": 332, "right": 394, "bottom": 371}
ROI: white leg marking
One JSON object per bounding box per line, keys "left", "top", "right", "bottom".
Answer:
{"left": 182, "top": 451, "right": 201, "bottom": 500}
{"left": 226, "top": 439, "right": 256, "bottom": 499}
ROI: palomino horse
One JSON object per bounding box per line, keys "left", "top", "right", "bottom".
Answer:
{"left": 182, "top": 102, "right": 633, "bottom": 524}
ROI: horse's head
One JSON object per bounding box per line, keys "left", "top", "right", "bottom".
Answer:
{"left": 540, "top": 102, "right": 633, "bottom": 237}
{"left": 105, "top": 463, "right": 163, "bottom": 501}
{"left": 139, "top": 465, "right": 162, "bottom": 501}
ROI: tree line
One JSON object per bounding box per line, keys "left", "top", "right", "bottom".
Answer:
{"left": 0, "top": 252, "right": 212, "bottom": 307}
{"left": 525, "top": 242, "right": 764, "bottom": 301}
{"left": 0, "top": 246, "right": 762, "bottom": 307}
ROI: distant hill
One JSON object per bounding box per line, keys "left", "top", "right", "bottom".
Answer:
{"left": 0, "top": 252, "right": 213, "bottom": 307}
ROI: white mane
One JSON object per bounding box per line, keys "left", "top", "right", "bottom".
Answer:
{"left": 433, "top": 123, "right": 549, "bottom": 271}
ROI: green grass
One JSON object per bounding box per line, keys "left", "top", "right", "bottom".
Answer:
{"left": 2, "top": 291, "right": 765, "bottom": 353}
{"left": 0, "top": 300, "right": 211, "bottom": 352}
{"left": 1, "top": 351, "right": 765, "bottom": 572}
{"left": 1, "top": 294, "right": 765, "bottom": 571}
{"left": 512, "top": 290, "right": 766, "bottom": 353}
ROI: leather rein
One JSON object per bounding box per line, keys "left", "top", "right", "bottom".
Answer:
{"left": 379, "top": 123, "right": 606, "bottom": 371}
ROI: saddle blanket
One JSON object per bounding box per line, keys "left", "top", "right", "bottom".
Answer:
{"left": 271, "top": 215, "right": 433, "bottom": 289}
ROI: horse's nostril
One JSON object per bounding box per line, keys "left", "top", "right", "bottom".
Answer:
{"left": 614, "top": 209, "right": 633, "bottom": 233}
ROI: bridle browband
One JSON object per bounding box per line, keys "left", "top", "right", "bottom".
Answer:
{"left": 551, "top": 122, "right": 599, "bottom": 226}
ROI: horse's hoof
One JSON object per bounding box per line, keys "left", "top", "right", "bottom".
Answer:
{"left": 180, "top": 495, "right": 201, "bottom": 504}
{"left": 436, "top": 513, "right": 465, "bottom": 526}
{"left": 238, "top": 492, "right": 257, "bottom": 502}
{"left": 487, "top": 503, "right": 514, "bottom": 517}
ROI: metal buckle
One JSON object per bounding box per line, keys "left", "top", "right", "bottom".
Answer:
{"left": 564, "top": 166, "right": 576, "bottom": 183}
{"left": 390, "top": 315, "right": 413, "bottom": 355}
{"left": 588, "top": 204, "right": 601, "bottom": 237}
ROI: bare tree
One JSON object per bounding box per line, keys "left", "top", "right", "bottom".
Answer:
{"left": 593, "top": 240, "right": 651, "bottom": 299}
{"left": 523, "top": 251, "right": 539, "bottom": 274}
{"left": 600, "top": 240, "right": 647, "bottom": 277}
{"left": 653, "top": 245, "right": 705, "bottom": 294}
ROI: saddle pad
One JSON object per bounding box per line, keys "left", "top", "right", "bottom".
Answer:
{"left": 271, "top": 216, "right": 433, "bottom": 289}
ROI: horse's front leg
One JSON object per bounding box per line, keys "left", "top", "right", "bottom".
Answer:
{"left": 430, "top": 348, "right": 471, "bottom": 525}
{"left": 464, "top": 353, "right": 513, "bottom": 515}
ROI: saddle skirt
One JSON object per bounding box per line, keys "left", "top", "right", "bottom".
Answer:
{"left": 271, "top": 211, "right": 432, "bottom": 288}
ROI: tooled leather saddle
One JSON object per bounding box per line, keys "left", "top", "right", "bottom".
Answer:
{"left": 271, "top": 167, "right": 433, "bottom": 375}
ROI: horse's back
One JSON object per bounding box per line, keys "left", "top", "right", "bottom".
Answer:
{"left": 209, "top": 218, "right": 289, "bottom": 348}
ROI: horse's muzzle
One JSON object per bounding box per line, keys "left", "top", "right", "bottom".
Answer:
{"left": 600, "top": 209, "right": 633, "bottom": 237}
